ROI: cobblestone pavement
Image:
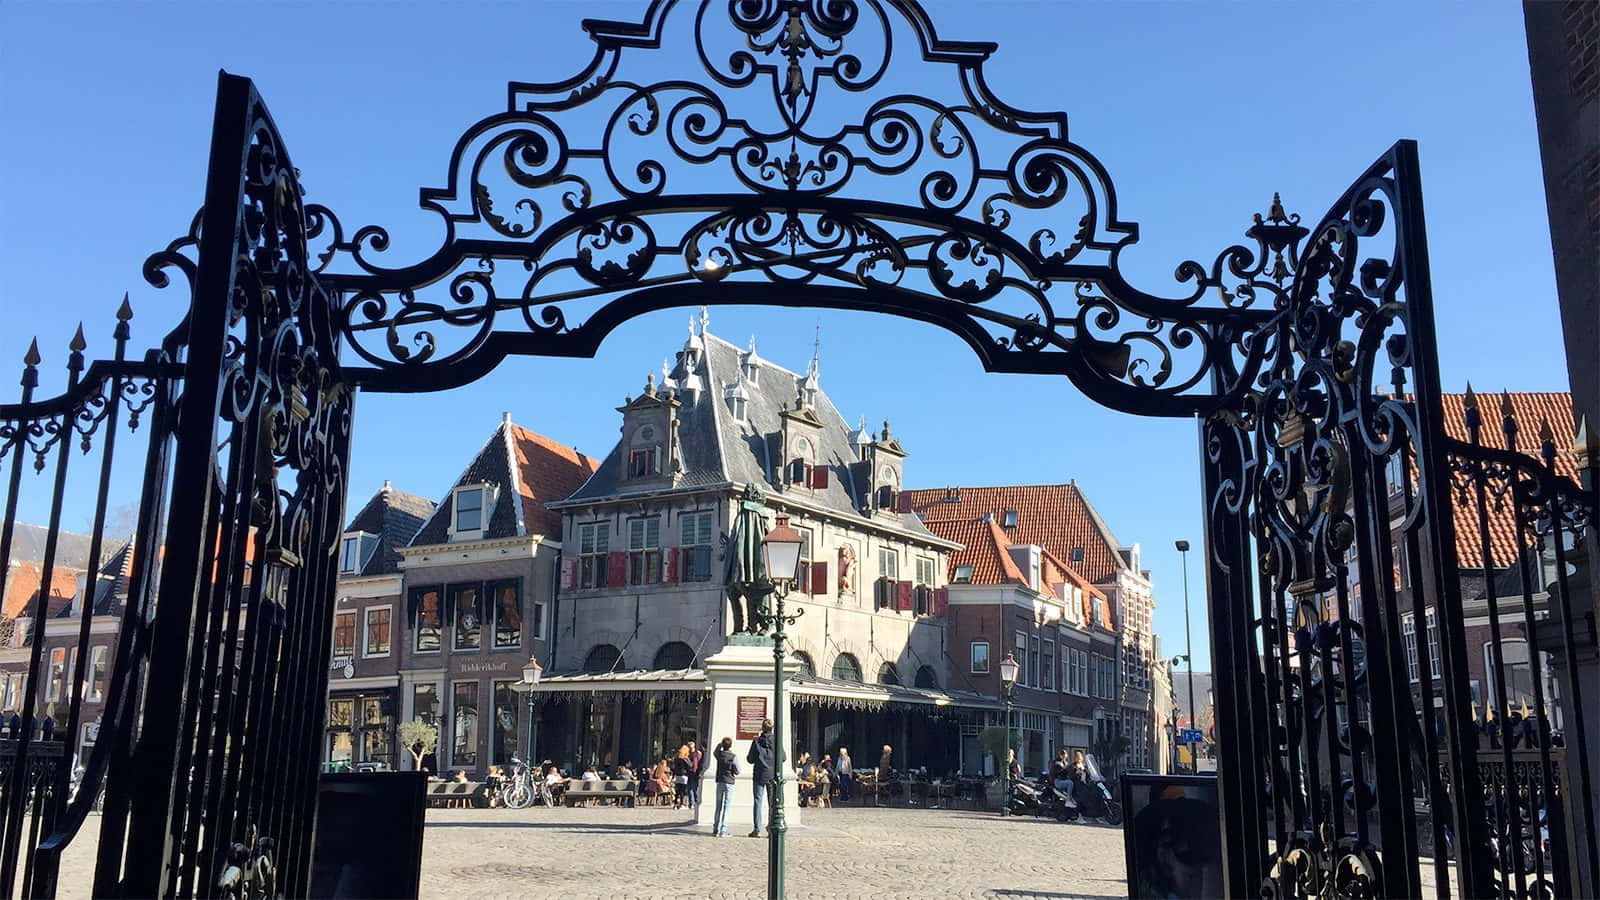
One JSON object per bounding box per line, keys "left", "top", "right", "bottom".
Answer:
{"left": 420, "top": 804, "right": 1129, "bottom": 899}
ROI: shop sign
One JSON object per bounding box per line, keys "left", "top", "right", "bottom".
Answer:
{"left": 461, "top": 660, "right": 510, "bottom": 673}
{"left": 736, "top": 695, "right": 766, "bottom": 739}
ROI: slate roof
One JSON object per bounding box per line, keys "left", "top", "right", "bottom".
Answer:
{"left": 410, "top": 417, "right": 597, "bottom": 546}
{"left": 904, "top": 484, "right": 1127, "bottom": 584}
{"left": 563, "top": 329, "right": 931, "bottom": 537}
{"left": 1438, "top": 392, "right": 1580, "bottom": 569}
{"left": 343, "top": 484, "right": 436, "bottom": 576}
{"left": 3, "top": 524, "right": 130, "bottom": 620}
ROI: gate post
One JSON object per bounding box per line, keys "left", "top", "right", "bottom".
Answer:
{"left": 1198, "top": 412, "right": 1266, "bottom": 895}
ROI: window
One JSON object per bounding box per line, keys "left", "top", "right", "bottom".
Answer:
{"left": 915, "top": 665, "right": 938, "bottom": 689}
{"left": 454, "top": 486, "right": 485, "bottom": 534}
{"left": 451, "top": 682, "right": 478, "bottom": 768}
{"left": 653, "top": 641, "right": 696, "bottom": 670}
{"left": 47, "top": 647, "right": 67, "bottom": 703}
{"left": 1061, "top": 654, "right": 1071, "bottom": 695}
{"left": 796, "top": 527, "right": 814, "bottom": 592}
{"left": 1002, "top": 510, "right": 1018, "bottom": 528}
{"left": 327, "top": 698, "right": 354, "bottom": 765}
{"left": 1092, "top": 596, "right": 1105, "bottom": 626}
{"left": 971, "top": 641, "right": 990, "bottom": 674}
{"left": 340, "top": 535, "right": 362, "bottom": 574}
{"left": 577, "top": 522, "right": 609, "bottom": 589}
{"left": 628, "top": 447, "right": 661, "bottom": 478}
{"left": 732, "top": 396, "right": 748, "bottom": 421}
{"left": 914, "top": 557, "right": 935, "bottom": 615}
{"left": 493, "top": 681, "right": 520, "bottom": 766}
{"left": 952, "top": 564, "right": 973, "bottom": 584}
{"left": 1425, "top": 609, "right": 1440, "bottom": 678}
{"left": 628, "top": 516, "right": 662, "bottom": 584}
{"left": 1402, "top": 615, "right": 1419, "bottom": 682}
{"left": 412, "top": 683, "right": 440, "bottom": 728}
{"left": 361, "top": 696, "right": 391, "bottom": 765}
{"left": 1031, "top": 635, "right": 1041, "bottom": 688}
{"left": 792, "top": 651, "right": 816, "bottom": 677}
{"left": 583, "top": 644, "right": 623, "bottom": 674}
{"left": 490, "top": 580, "right": 521, "bottom": 649}
{"left": 878, "top": 662, "right": 900, "bottom": 685}
{"left": 680, "top": 511, "right": 715, "bottom": 582}
{"left": 412, "top": 587, "right": 442, "bottom": 652}
{"left": 333, "top": 611, "right": 356, "bottom": 657}
{"left": 1042, "top": 639, "right": 1055, "bottom": 691}
{"left": 1014, "top": 630, "right": 1028, "bottom": 688}
{"left": 451, "top": 583, "right": 482, "bottom": 651}
{"left": 832, "top": 653, "right": 862, "bottom": 683}
{"left": 1070, "top": 547, "right": 1084, "bottom": 563}
{"left": 875, "top": 548, "right": 899, "bottom": 609}
{"left": 365, "top": 606, "right": 391, "bottom": 657}
{"left": 87, "top": 645, "right": 108, "bottom": 702}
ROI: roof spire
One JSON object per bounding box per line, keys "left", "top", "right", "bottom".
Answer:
{"left": 809, "top": 320, "right": 821, "bottom": 380}
{"left": 699, "top": 305, "right": 709, "bottom": 335}
{"left": 748, "top": 334, "right": 757, "bottom": 356}
{"left": 662, "top": 357, "right": 672, "bottom": 383}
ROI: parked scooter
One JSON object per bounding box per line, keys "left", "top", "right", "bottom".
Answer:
{"left": 1067, "top": 754, "right": 1123, "bottom": 826}
{"left": 497, "top": 756, "right": 537, "bottom": 810}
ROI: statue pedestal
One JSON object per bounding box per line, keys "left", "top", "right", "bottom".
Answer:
{"left": 694, "top": 637, "right": 800, "bottom": 833}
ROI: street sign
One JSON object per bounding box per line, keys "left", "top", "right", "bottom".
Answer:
{"left": 1179, "top": 728, "right": 1205, "bottom": 744}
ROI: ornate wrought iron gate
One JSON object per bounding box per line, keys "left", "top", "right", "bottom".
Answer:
{"left": 0, "top": 1, "right": 1594, "bottom": 897}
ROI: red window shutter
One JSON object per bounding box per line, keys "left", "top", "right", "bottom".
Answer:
{"left": 934, "top": 587, "right": 948, "bottom": 617}
{"left": 560, "top": 557, "right": 577, "bottom": 590}
{"left": 897, "top": 492, "right": 911, "bottom": 513}
{"left": 608, "top": 552, "right": 626, "bottom": 588}
{"left": 810, "top": 466, "right": 828, "bottom": 489}
{"left": 896, "top": 580, "right": 913, "bottom": 611}
{"left": 664, "top": 548, "right": 678, "bottom": 583}
{"left": 810, "top": 561, "right": 827, "bottom": 596}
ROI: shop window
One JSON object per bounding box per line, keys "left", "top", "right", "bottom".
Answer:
{"left": 451, "top": 583, "right": 482, "bottom": 651}
{"left": 680, "top": 511, "right": 715, "bottom": 582}
{"left": 412, "top": 683, "right": 440, "bottom": 728}
{"left": 452, "top": 682, "right": 479, "bottom": 769}
{"left": 365, "top": 607, "right": 391, "bottom": 657}
{"left": 333, "top": 611, "right": 356, "bottom": 658}
{"left": 578, "top": 522, "right": 609, "bottom": 588}
{"left": 493, "top": 681, "right": 520, "bottom": 767}
{"left": 411, "top": 587, "right": 442, "bottom": 653}
{"left": 628, "top": 516, "right": 662, "bottom": 585}
{"left": 490, "top": 580, "right": 521, "bottom": 649}
{"left": 361, "top": 696, "right": 390, "bottom": 765}
{"left": 327, "top": 698, "right": 354, "bottom": 766}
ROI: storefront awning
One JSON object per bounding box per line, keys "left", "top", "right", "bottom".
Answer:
{"left": 511, "top": 668, "right": 709, "bottom": 703}
{"left": 789, "top": 675, "right": 1001, "bottom": 714}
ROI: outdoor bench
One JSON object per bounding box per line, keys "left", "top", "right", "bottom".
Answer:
{"left": 426, "top": 781, "right": 489, "bottom": 809}
{"left": 564, "top": 778, "right": 638, "bottom": 807}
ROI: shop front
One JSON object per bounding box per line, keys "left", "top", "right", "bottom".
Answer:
{"left": 789, "top": 676, "right": 997, "bottom": 776}
{"left": 522, "top": 670, "right": 710, "bottom": 773}
{"left": 325, "top": 679, "right": 399, "bottom": 771}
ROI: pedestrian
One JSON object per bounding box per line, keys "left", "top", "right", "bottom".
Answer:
{"left": 877, "top": 744, "right": 893, "bottom": 806}
{"left": 712, "top": 736, "right": 739, "bottom": 837}
{"left": 836, "top": 747, "right": 853, "bottom": 802}
{"left": 672, "top": 744, "right": 692, "bottom": 810}
{"left": 688, "top": 739, "right": 706, "bottom": 809}
{"left": 746, "top": 718, "right": 774, "bottom": 837}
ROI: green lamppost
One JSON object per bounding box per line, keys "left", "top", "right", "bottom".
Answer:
{"left": 758, "top": 513, "right": 804, "bottom": 900}
{"left": 998, "top": 652, "right": 1019, "bottom": 816}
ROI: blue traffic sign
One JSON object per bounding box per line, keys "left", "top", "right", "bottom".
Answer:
{"left": 1179, "top": 728, "right": 1205, "bottom": 744}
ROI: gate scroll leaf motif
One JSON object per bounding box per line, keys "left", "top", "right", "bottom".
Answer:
{"left": 307, "top": 0, "right": 1291, "bottom": 414}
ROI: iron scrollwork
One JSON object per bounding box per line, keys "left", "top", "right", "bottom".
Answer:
{"left": 308, "top": 0, "right": 1299, "bottom": 415}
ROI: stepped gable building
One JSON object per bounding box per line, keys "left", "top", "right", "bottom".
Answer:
{"left": 920, "top": 514, "right": 1122, "bottom": 774}
{"left": 536, "top": 313, "right": 984, "bottom": 775}
{"left": 325, "top": 481, "right": 435, "bottom": 769}
{"left": 905, "top": 483, "right": 1160, "bottom": 772}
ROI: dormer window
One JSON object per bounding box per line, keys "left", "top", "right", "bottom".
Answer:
{"left": 451, "top": 485, "right": 493, "bottom": 540}
{"left": 733, "top": 396, "right": 747, "bottom": 420}
{"left": 340, "top": 535, "right": 362, "bottom": 574}
{"left": 629, "top": 447, "right": 662, "bottom": 477}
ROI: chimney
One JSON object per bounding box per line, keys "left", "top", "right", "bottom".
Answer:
{"left": 502, "top": 411, "right": 512, "bottom": 427}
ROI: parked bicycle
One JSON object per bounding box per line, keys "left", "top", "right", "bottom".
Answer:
{"left": 495, "top": 757, "right": 551, "bottom": 809}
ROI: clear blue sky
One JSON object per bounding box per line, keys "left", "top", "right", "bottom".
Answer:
{"left": 1, "top": 1, "right": 1568, "bottom": 671}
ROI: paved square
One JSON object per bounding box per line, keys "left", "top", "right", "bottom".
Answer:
{"left": 421, "top": 804, "right": 1129, "bottom": 899}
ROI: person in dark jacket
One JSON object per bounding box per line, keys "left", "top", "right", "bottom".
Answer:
{"left": 746, "top": 719, "right": 774, "bottom": 837}
{"left": 712, "top": 737, "right": 739, "bottom": 837}
{"left": 688, "top": 740, "right": 707, "bottom": 810}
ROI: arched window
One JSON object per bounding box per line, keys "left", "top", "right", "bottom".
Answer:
{"left": 832, "top": 653, "right": 862, "bottom": 683}
{"left": 791, "top": 651, "right": 816, "bottom": 678}
{"left": 583, "top": 644, "right": 623, "bottom": 674}
{"left": 653, "top": 641, "right": 696, "bottom": 670}
{"left": 878, "top": 662, "right": 900, "bottom": 686}
{"left": 914, "top": 665, "right": 939, "bottom": 689}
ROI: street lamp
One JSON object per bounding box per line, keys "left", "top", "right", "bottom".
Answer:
{"left": 521, "top": 657, "right": 543, "bottom": 765}
{"left": 998, "top": 652, "right": 1020, "bottom": 816}
{"left": 759, "top": 513, "right": 803, "bottom": 900}
{"left": 1174, "top": 539, "right": 1197, "bottom": 776}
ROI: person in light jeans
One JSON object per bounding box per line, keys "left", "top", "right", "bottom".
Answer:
{"left": 746, "top": 719, "right": 774, "bottom": 837}
{"left": 711, "top": 737, "right": 739, "bottom": 837}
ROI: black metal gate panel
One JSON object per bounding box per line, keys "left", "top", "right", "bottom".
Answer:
{"left": 0, "top": 73, "right": 350, "bottom": 897}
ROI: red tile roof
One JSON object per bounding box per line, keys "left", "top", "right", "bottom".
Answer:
{"left": 511, "top": 424, "right": 601, "bottom": 539}
{"left": 923, "top": 517, "right": 1112, "bottom": 629}
{"left": 2, "top": 562, "right": 78, "bottom": 620}
{"left": 904, "top": 483, "right": 1125, "bottom": 584}
{"left": 1440, "top": 391, "right": 1581, "bottom": 569}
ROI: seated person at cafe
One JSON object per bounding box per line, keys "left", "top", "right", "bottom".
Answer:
{"left": 796, "top": 753, "right": 824, "bottom": 807}
{"left": 582, "top": 764, "right": 601, "bottom": 783}
{"left": 544, "top": 765, "right": 569, "bottom": 801}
